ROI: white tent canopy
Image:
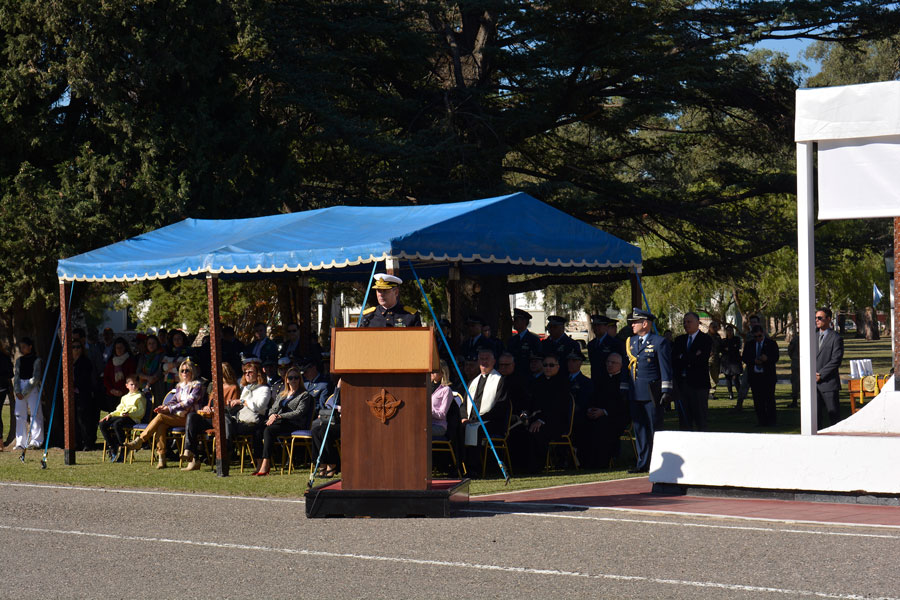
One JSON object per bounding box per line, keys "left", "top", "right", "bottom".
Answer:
{"left": 796, "top": 81, "right": 900, "bottom": 220}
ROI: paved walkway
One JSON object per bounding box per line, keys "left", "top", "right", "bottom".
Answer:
{"left": 477, "top": 477, "right": 900, "bottom": 527}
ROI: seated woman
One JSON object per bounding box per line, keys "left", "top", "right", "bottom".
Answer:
{"left": 224, "top": 357, "right": 270, "bottom": 473}
{"left": 254, "top": 366, "right": 313, "bottom": 476}
{"left": 103, "top": 337, "right": 136, "bottom": 413}
{"left": 124, "top": 358, "right": 202, "bottom": 468}
{"left": 135, "top": 334, "right": 164, "bottom": 416}
{"left": 99, "top": 374, "right": 146, "bottom": 462}
{"left": 161, "top": 329, "right": 193, "bottom": 390}
{"left": 431, "top": 360, "right": 453, "bottom": 437}
{"left": 181, "top": 362, "right": 240, "bottom": 471}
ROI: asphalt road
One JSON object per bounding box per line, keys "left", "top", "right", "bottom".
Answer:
{"left": 1, "top": 481, "right": 898, "bottom": 599}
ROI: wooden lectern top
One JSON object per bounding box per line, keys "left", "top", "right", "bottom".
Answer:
{"left": 330, "top": 327, "right": 440, "bottom": 374}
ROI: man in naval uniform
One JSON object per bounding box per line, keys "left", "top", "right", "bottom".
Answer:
{"left": 360, "top": 273, "right": 422, "bottom": 327}
{"left": 625, "top": 308, "right": 673, "bottom": 473}
{"left": 505, "top": 308, "right": 542, "bottom": 378}
{"left": 541, "top": 315, "right": 580, "bottom": 364}
{"left": 587, "top": 314, "right": 625, "bottom": 385}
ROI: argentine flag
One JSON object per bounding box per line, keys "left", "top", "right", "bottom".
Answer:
{"left": 874, "top": 283, "right": 884, "bottom": 307}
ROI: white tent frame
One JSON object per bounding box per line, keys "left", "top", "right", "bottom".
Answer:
{"left": 796, "top": 80, "right": 900, "bottom": 435}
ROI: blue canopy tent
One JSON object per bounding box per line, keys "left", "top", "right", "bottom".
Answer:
{"left": 55, "top": 192, "right": 641, "bottom": 473}
{"left": 57, "top": 193, "right": 641, "bottom": 282}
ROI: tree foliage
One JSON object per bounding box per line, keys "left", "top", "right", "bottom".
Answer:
{"left": 3, "top": 1, "right": 900, "bottom": 348}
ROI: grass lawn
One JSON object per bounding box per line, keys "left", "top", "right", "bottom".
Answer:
{"left": 0, "top": 334, "right": 891, "bottom": 499}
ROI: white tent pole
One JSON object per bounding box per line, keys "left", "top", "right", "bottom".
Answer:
{"left": 797, "top": 141, "right": 818, "bottom": 435}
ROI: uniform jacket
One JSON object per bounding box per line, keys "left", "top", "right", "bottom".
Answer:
{"left": 361, "top": 303, "right": 422, "bottom": 328}
{"left": 587, "top": 334, "right": 626, "bottom": 382}
{"left": 626, "top": 333, "right": 673, "bottom": 403}
{"left": 541, "top": 334, "right": 580, "bottom": 364}
{"left": 569, "top": 371, "right": 595, "bottom": 412}
{"left": 506, "top": 330, "right": 542, "bottom": 375}
{"left": 672, "top": 331, "right": 713, "bottom": 389}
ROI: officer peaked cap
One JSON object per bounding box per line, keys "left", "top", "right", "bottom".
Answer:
{"left": 372, "top": 273, "right": 402, "bottom": 290}
{"left": 626, "top": 308, "right": 655, "bottom": 323}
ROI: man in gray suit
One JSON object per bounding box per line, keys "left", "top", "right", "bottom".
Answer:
{"left": 815, "top": 307, "right": 844, "bottom": 429}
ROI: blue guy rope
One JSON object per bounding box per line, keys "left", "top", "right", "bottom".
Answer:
{"left": 308, "top": 260, "right": 378, "bottom": 489}
{"left": 407, "top": 259, "right": 510, "bottom": 484}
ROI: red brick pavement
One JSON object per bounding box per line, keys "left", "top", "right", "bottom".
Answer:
{"left": 476, "top": 477, "right": 900, "bottom": 527}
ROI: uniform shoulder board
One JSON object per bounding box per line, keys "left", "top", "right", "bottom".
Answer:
{"left": 402, "top": 305, "right": 417, "bottom": 314}
{"left": 363, "top": 306, "right": 377, "bottom": 315}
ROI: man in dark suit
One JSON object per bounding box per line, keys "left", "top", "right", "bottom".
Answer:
{"left": 625, "top": 308, "right": 673, "bottom": 473}
{"left": 575, "top": 351, "right": 630, "bottom": 469}
{"left": 741, "top": 324, "right": 779, "bottom": 426}
{"left": 506, "top": 308, "right": 542, "bottom": 378}
{"left": 587, "top": 314, "right": 625, "bottom": 385}
{"left": 815, "top": 307, "right": 844, "bottom": 429}
{"left": 672, "top": 311, "right": 713, "bottom": 431}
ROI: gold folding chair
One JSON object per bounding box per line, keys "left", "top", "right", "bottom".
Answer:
{"left": 546, "top": 396, "right": 579, "bottom": 470}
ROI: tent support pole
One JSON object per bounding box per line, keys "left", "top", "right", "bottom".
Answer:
{"left": 299, "top": 275, "right": 311, "bottom": 357}
{"left": 59, "top": 281, "right": 76, "bottom": 465}
{"left": 895, "top": 218, "right": 900, "bottom": 391}
{"left": 796, "top": 141, "right": 818, "bottom": 435}
{"left": 207, "top": 275, "right": 229, "bottom": 476}
{"left": 448, "top": 265, "right": 461, "bottom": 346}
{"left": 629, "top": 271, "right": 642, "bottom": 310}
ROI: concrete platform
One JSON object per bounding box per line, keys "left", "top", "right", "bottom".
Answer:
{"left": 648, "top": 379, "right": 900, "bottom": 497}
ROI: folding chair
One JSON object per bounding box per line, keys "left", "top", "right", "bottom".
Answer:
{"left": 546, "top": 395, "right": 580, "bottom": 470}
{"left": 481, "top": 403, "right": 514, "bottom": 476}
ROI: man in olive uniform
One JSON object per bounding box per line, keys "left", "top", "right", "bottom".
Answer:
{"left": 505, "top": 308, "right": 542, "bottom": 378}
{"left": 541, "top": 315, "right": 580, "bottom": 364}
{"left": 625, "top": 308, "right": 673, "bottom": 473}
{"left": 587, "top": 314, "right": 625, "bottom": 385}
{"left": 360, "top": 273, "right": 422, "bottom": 327}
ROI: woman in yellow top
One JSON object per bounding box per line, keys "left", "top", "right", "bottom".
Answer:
{"left": 99, "top": 374, "right": 146, "bottom": 462}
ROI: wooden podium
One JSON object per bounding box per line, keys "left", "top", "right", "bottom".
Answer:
{"left": 305, "top": 326, "right": 469, "bottom": 518}
{"left": 331, "top": 326, "right": 438, "bottom": 490}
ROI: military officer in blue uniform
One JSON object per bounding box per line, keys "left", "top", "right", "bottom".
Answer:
{"left": 587, "top": 314, "right": 625, "bottom": 384}
{"left": 541, "top": 315, "right": 580, "bottom": 364}
{"left": 625, "top": 308, "right": 673, "bottom": 473}
{"left": 360, "top": 273, "right": 422, "bottom": 327}
{"left": 506, "top": 308, "right": 542, "bottom": 378}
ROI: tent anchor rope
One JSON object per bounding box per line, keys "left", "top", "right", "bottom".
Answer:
{"left": 408, "top": 259, "right": 510, "bottom": 484}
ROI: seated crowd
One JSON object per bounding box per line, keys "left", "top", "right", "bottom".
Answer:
{"left": 76, "top": 306, "right": 631, "bottom": 478}
{"left": 434, "top": 309, "right": 631, "bottom": 477}
{"left": 71, "top": 322, "right": 330, "bottom": 475}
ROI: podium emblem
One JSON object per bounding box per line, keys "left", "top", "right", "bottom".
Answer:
{"left": 367, "top": 388, "right": 403, "bottom": 423}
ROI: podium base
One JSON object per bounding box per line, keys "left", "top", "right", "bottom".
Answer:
{"left": 304, "top": 479, "right": 470, "bottom": 518}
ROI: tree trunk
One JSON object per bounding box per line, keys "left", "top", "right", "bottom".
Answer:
{"left": 837, "top": 313, "right": 847, "bottom": 335}
{"left": 458, "top": 274, "right": 510, "bottom": 338}
{"left": 275, "top": 280, "right": 293, "bottom": 331}
{"left": 864, "top": 306, "right": 880, "bottom": 340}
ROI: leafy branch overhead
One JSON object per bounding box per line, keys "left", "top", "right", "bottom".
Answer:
{"left": 1, "top": 1, "right": 899, "bottom": 335}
